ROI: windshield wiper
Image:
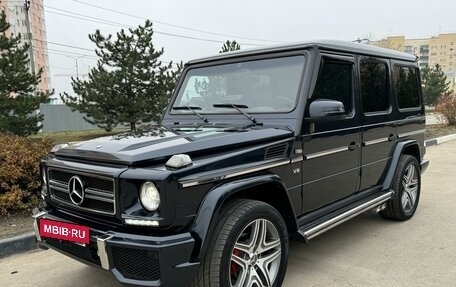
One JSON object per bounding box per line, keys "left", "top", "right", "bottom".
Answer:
{"left": 213, "top": 103, "right": 262, "bottom": 125}
{"left": 172, "top": 106, "right": 208, "bottom": 123}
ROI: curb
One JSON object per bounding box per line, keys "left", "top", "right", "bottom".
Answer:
{"left": 425, "top": 134, "right": 456, "bottom": 147}
{"left": 0, "top": 231, "right": 37, "bottom": 259}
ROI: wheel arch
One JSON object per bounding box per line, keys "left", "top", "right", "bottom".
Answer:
{"left": 223, "top": 181, "right": 298, "bottom": 232}
{"left": 189, "top": 173, "right": 298, "bottom": 261}
{"left": 401, "top": 143, "right": 421, "bottom": 162}
{"left": 382, "top": 139, "right": 420, "bottom": 191}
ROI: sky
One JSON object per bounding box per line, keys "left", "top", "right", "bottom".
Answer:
{"left": 43, "top": 0, "right": 456, "bottom": 100}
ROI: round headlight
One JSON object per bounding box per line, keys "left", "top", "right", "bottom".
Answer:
{"left": 140, "top": 181, "right": 160, "bottom": 211}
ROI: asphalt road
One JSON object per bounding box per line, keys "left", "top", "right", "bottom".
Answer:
{"left": 1, "top": 141, "right": 455, "bottom": 287}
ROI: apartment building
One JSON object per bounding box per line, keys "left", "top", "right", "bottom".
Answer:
{"left": 370, "top": 34, "right": 456, "bottom": 89}
{"left": 0, "top": 0, "right": 51, "bottom": 92}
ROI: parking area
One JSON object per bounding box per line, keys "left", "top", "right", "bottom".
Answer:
{"left": 1, "top": 141, "right": 455, "bottom": 287}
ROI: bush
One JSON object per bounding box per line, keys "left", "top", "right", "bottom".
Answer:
{"left": 435, "top": 94, "right": 456, "bottom": 126}
{"left": 0, "top": 134, "right": 52, "bottom": 215}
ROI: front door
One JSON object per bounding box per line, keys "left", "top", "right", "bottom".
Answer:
{"left": 301, "top": 53, "right": 361, "bottom": 213}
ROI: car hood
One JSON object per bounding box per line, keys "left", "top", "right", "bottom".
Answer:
{"left": 55, "top": 125, "right": 294, "bottom": 166}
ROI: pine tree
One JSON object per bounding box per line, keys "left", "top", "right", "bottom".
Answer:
{"left": 192, "top": 40, "right": 242, "bottom": 100}
{"left": 0, "top": 11, "right": 51, "bottom": 136}
{"left": 220, "top": 40, "right": 241, "bottom": 53}
{"left": 61, "top": 21, "right": 182, "bottom": 131}
{"left": 421, "top": 64, "right": 453, "bottom": 106}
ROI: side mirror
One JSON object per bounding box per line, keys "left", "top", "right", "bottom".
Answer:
{"left": 308, "top": 99, "right": 345, "bottom": 118}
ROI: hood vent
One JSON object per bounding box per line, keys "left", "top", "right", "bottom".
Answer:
{"left": 265, "top": 144, "right": 288, "bottom": 159}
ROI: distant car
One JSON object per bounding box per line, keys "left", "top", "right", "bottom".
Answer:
{"left": 34, "top": 40, "right": 429, "bottom": 287}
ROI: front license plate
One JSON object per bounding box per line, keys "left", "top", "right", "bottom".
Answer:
{"left": 39, "top": 219, "right": 90, "bottom": 244}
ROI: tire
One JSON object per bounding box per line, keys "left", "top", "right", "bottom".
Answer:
{"left": 192, "top": 199, "right": 289, "bottom": 287}
{"left": 380, "top": 155, "right": 421, "bottom": 221}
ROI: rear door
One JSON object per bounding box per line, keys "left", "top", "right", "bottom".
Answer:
{"left": 301, "top": 53, "right": 361, "bottom": 212}
{"left": 358, "top": 56, "right": 397, "bottom": 190}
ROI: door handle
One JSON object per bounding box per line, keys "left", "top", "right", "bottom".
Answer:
{"left": 388, "top": 134, "right": 398, "bottom": 142}
{"left": 348, "top": 142, "right": 359, "bottom": 151}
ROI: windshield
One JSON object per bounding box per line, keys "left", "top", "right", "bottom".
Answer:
{"left": 171, "top": 56, "right": 305, "bottom": 114}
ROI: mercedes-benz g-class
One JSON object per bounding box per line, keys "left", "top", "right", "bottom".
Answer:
{"left": 34, "top": 40, "right": 429, "bottom": 287}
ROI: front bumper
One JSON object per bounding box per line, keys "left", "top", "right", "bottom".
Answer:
{"left": 33, "top": 211, "right": 199, "bottom": 286}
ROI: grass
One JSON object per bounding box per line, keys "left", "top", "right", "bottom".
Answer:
{"left": 30, "top": 128, "right": 128, "bottom": 144}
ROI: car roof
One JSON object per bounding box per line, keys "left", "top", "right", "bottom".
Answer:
{"left": 187, "top": 40, "right": 417, "bottom": 65}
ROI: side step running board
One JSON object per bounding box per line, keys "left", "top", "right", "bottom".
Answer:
{"left": 298, "top": 191, "right": 393, "bottom": 241}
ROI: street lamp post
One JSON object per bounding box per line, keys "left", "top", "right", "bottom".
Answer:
{"left": 65, "top": 55, "right": 86, "bottom": 78}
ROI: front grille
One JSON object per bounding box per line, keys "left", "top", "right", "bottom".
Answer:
{"left": 112, "top": 247, "right": 161, "bottom": 281}
{"left": 52, "top": 189, "right": 71, "bottom": 202}
{"left": 48, "top": 168, "right": 116, "bottom": 215}
{"left": 45, "top": 238, "right": 100, "bottom": 266}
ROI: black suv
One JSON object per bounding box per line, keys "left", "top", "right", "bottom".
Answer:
{"left": 34, "top": 40, "right": 429, "bottom": 287}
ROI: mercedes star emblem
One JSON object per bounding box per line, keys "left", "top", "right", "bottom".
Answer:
{"left": 68, "top": 176, "right": 85, "bottom": 206}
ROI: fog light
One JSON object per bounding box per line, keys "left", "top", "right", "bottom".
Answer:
{"left": 124, "top": 219, "right": 159, "bottom": 226}
{"left": 139, "top": 181, "right": 160, "bottom": 211}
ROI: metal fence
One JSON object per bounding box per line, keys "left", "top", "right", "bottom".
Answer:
{"left": 39, "top": 104, "right": 100, "bottom": 132}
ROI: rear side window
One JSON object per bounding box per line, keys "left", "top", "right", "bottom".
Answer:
{"left": 312, "top": 60, "right": 353, "bottom": 114}
{"left": 360, "top": 59, "right": 389, "bottom": 113}
{"left": 394, "top": 66, "right": 420, "bottom": 109}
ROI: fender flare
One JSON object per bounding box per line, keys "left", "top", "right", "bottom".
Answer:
{"left": 382, "top": 139, "right": 420, "bottom": 191}
{"left": 189, "top": 173, "right": 296, "bottom": 261}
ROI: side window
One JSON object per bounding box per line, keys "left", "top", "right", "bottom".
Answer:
{"left": 394, "top": 66, "right": 420, "bottom": 109}
{"left": 360, "top": 59, "right": 389, "bottom": 113}
{"left": 312, "top": 59, "right": 353, "bottom": 114}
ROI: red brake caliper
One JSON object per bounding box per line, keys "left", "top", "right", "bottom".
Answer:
{"left": 231, "top": 248, "right": 242, "bottom": 277}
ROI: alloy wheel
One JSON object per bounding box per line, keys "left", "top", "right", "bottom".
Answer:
{"left": 401, "top": 164, "right": 419, "bottom": 213}
{"left": 229, "top": 219, "right": 281, "bottom": 287}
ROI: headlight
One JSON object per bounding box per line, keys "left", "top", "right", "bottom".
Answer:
{"left": 140, "top": 181, "right": 160, "bottom": 211}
